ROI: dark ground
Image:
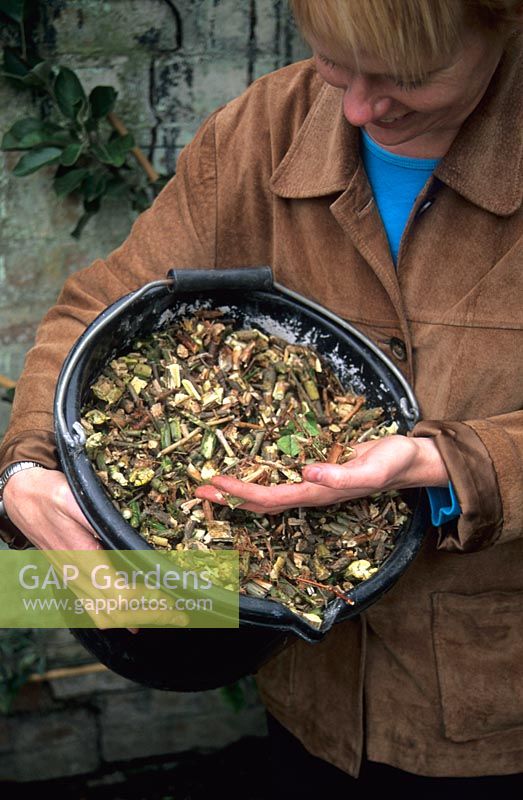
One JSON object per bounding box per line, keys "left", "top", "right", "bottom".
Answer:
{"left": 4, "top": 727, "right": 521, "bottom": 799}
{"left": 0, "top": 736, "right": 269, "bottom": 800}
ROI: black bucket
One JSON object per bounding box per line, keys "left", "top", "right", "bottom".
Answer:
{"left": 54, "top": 267, "right": 429, "bottom": 691}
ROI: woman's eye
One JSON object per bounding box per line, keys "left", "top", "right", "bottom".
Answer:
{"left": 318, "top": 55, "right": 338, "bottom": 70}
{"left": 393, "top": 76, "right": 426, "bottom": 91}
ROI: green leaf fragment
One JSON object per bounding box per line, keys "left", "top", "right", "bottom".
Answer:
{"left": 303, "top": 379, "right": 320, "bottom": 401}
{"left": 160, "top": 424, "right": 172, "bottom": 450}
{"left": 12, "top": 147, "right": 62, "bottom": 176}
{"left": 200, "top": 430, "right": 216, "bottom": 459}
{"left": 129, "top": 467, "right": 155, "bottom": 487}
{"left": 108, "top": 466, "right": 128, "bottom": 486}
{"left": 221, "top": 492, "right": 246, "bottom": 509}
{"left": 54, "top": 67, "right": 87, "bottom": 120}
{"left": 344, "top": 560, "right": 378, "bottom": 581}
{"left": 2, "top": 387, "right": 15, "bottom": 404}
{"left": 170, "top": 418, "right": 182, "bottom": 441}
{"left": 107, "top": 132, "right": 134, "bottom": 164}
{"left": 133, "top": 363, "right": 152, "bottom": 378}
{"left": 3, "top": 48, "right": 29, "bottom": 79}
{"left": 89, "top": 85, "right": 117, "bottom": 119}
{"left": 220, "top": 682, "right": 247, "bottom": 712}
{"left": 92, "top": 133, "right": 134, "bottom": 167}
{"left": 91, "top": 376, "right": 124, "bottom": 404}
{"left": 82, "top": 172, "right": 107, "bottom": 202}
{"left": 60, "top": 142, "right": 84, "bottom": 166}
{"left": 302, "top": 412, "right": 320, "bottom": 436}
{"left": 4, "top": 59, "right": 55, "bottom": 88}
{"left": 84, "top": 409, "right": 109, "bottom": 426}
{"left": 129, "top": 500, "right": 141, "bottom": 528}
{"left": 54, "top": 168, "right": 89, "bottom": 197}
{"left": 160, "top": 456, "right": 173, "bottom": 473}
{"left": 129, "top": 376, "right": 148, "bottom": 395}
{"left": 276, "top": 434, "right": 302, "bottom": 457}
{"left": 0, "top": 0, "right": 25, "bottom": 24}
{"left": 85, "top": 431, "right": 104, "bottom": 456}
{"left": 1, "top": 118, "right": 71, "bottom": 151}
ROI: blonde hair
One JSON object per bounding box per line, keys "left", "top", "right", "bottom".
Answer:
{"left": 290, "top": 0, "right": 521, "bottom": 80}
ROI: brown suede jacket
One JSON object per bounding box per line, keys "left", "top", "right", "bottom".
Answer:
{"left": 1, "top": 38, "right": 522, "bottom": 776}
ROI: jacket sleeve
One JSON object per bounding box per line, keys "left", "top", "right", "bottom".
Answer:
{"left": 412, "top": 411, "right": 523, "bottom": 553}
{"left": 0, "top": 110, "right": 220, "bottom": 480}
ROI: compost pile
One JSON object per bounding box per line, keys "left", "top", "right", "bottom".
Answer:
{"left": 80, "top": 310, "right": 409, "bottom": 627}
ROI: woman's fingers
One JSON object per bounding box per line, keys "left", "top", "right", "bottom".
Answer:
{"left": 195, "top": 440, "right": 391, "bottom": 513}
{"left": 195, "top": 474, "right": 348, "bottom": 514}
{"left": 194, "top": 436, "right": 447, "bottom": 515}
{"left": 302, "top": 461, "right": 375, "bottom": 492}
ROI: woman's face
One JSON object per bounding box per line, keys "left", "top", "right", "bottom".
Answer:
{"left": 312, "top": 29, "right": 506, "bottom": 157}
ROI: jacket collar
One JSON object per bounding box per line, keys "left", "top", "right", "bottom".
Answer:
{"left": 270, "top": 79, "right": 358, "bottom": 198}
{"left": 271, "top": 39, "right": 523, "bottom": 216}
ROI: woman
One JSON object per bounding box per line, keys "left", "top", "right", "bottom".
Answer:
{"left": 1, "top": 0, "right": 522, "bottom": 788}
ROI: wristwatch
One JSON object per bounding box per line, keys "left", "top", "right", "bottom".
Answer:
{"left": 0, "top": 461, "right": 46, "bottom": 549}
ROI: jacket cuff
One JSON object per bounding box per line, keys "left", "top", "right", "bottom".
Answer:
{"left": 0, "top": 430, "right": 59, "bottom": 475}
{"left": 0, "top": 431, "right": 59, "bottom": 550}
{"left": 411, "top": 420, "right": 502, "bottom": 552}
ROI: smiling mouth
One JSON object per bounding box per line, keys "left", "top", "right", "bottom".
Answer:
{"left": 377, "top": 112, "right": 411, "bottom": 123}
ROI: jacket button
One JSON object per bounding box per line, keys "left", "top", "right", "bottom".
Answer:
{"left": 390, "top": 337, "right": 407, "bottom": 361}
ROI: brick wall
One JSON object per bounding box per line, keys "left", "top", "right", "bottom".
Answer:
{"left": 0, "top": 0, "right": 310, "bottom": 435}
{"left": 0, "top": 1, "right": 310, "bottom": 781}
{"left": 0, "top": 630, "right": 266, "bottom": 782}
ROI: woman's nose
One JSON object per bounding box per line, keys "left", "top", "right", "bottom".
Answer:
{"left": 342, "top": 75, "right": 392, "bottom": 127}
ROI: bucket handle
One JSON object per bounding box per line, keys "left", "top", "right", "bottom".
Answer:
{"left": 167, "top": 266, "right": 273, "bottom": 294}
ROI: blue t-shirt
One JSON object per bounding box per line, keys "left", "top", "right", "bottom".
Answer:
{"left": 360, "top": 129, "right": 461, "bottom": 526}
{"left": 361, "top": 128, "right": 439, "bottom": 263}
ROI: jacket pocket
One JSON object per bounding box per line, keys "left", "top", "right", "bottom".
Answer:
{"left": 432, "top": 591, "right": 523, "bottom": 742}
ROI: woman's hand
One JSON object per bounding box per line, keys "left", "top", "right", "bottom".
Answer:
{"left": 195, "top": 435, "right": 449, "bottom": 514}
{"left": 2, "top": 467, "right": 102, "bottom": 550}
{"left": 2, "top": 469, "right": 146, "bottom": 632}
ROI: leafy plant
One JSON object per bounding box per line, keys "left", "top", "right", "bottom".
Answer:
{"left": 220, "top": 676, "right": 258, "bottom": 713}
{"left": 0, "top": 629, "right": 46, "bottom": 713}
{"left": 0, "top": 0, "right": 169, "bottom": 236}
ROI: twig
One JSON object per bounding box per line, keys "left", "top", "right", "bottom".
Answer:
{"left": 107, "top": 112, "right": 160, "bottom": 183}
{"left": 291, "top": 575, "right": 355, "bottom": 605}
{"left": 159, "top": 426, "right": 201, "bottom": 455}
{"left": 340, "top": 396, "right": 366, "bottom": 423}
{"left": 0, "top": 374, "right": 16, "bottom": 389}
{"left": 326, "top": 442, "right": 344, "bottom": 464}
{"left": 28, "top": 662, "right": 108, "bottom": 683}
{"left": 202, "top": 500, "right": 214, "bottom": 522}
